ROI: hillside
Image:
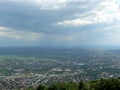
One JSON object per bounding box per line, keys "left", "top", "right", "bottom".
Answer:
{"left": 26, "top": 77, "right": 120, "bottom": 90}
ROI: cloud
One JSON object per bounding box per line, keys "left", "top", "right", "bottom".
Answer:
{"left": 3, "top": 0, "right": 68, "bottom": 10}
{"left": 29, "top": 0, "right": 91, "bottom": 10}
{"left": 0, "top": 0, "right": 120, "bottom": 46}
{"left": 0, "top": 26, "right": 44, "bottom": 40}
{"left": 58, "top": 19, "right": 95, "bottom": 26}
{"left": 32, "top": 0, "right": 67, "bottom": 10}
{"left": 3, "top": 0, "right": 92, "bottom": 10}
{"left": 58, "top": 0, "right": 120, "bottom": 27}
{"left": 0, "top": 25, "right": 86, "bottom": 45}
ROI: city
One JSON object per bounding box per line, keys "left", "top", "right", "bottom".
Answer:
{"left": 0, "top": 48, "right": 120, "bottom": 89}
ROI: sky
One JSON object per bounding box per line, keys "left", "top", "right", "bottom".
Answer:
{"left": 0, "top": 0, "right": 120, "bottom": 47}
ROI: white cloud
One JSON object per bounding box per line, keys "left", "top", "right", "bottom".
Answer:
{"left": 0, "top": 0, "right": 68, "bottom": 10}
{"left": 58, "top": 0, "right": 120, "bottom": 26}
{"left": 0, "top": 26, "right": 11, "bottom": 31}
{"left": 30, "top": 0, "right": 68, "bottom": 10}
{"left": 20, "top": 0, "right": 90, "bottom": 10}
{"left": 58, "top": 19, "right": 93, "bottom": 26}
{"left": 0, "top": 26, "right": 44, "bottom": 40}
{"left": 32, "top": 0, "right": 89, "bottom": 10}
{"left": 0, "top": 26, "right": 88, "bottom": 43}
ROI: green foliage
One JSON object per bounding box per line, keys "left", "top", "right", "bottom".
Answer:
{"left": 36, "top": 78, "right": 120, "bottom": 90}
{"left": 37, "top": 85, "right": 46, "bottom": 90}
{"left": 79, "top": 80, "right": 88, "bottom": 90}
{"left": 47, "top": 82, "right": 78, "bottom": 90}
{"left": 91, "top": 78, "right": 120, "bottom": 90}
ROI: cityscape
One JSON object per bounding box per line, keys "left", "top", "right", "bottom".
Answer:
{"left": 0, "top": 48, "right": 120, "bottom": 89}
{"left": 0, "top": 0, "right": 120, "bottom": 90}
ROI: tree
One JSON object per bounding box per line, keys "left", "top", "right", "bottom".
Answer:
{"left": 37, "top": 85, "right": 45, "bottom": 90}
{"left": 79, "top": 80, "right": 88, "bottom": 90}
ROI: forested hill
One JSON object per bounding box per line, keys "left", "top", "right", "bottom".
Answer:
{"left": 26, "top": 77, "right": 120, "bottom": 90}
